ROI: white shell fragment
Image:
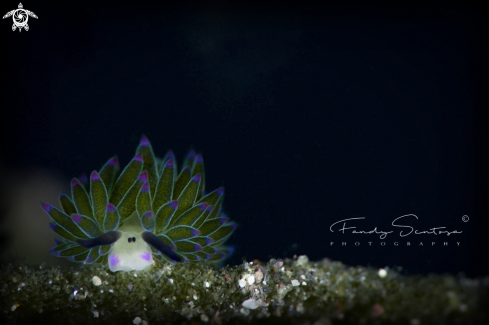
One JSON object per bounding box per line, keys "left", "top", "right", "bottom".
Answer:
{"left": 242, "top": 298, "right": 260, "bottom": 309}
{"left": 91, "top": 276, "right": 102, "bottom": 286}
{"left": 291, "top": 279, "right": 300, "bottom": 286}
{"left": 133, "top": 316, "right": 142, "bottom": 324}
{"left": 238, "top": 278, "right": 246, "bottom": 288}
{"left": 247, "top": 275, "right": 255, "bottom": 285}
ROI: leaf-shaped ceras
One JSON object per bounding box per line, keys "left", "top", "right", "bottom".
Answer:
{"left": 41, "top": 136, "right": 237, "bottom": 272}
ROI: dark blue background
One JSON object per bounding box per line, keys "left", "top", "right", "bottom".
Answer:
{"left": 1, "top": 1, "right": 488, "bottom": 276}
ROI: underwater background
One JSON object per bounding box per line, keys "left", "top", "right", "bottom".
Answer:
{"left": 1, "top": 0, "right": 488, "bottom": 281}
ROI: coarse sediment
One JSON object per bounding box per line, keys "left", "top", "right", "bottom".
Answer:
{"left": 1, "top": 256, "right": 488, "bottom": 324}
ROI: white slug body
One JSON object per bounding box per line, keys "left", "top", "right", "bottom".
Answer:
{"left": 108, "top": 212, "right": 154, "bottom": 272}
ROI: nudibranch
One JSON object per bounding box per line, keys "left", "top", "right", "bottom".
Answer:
{"left": 41, "top": 136, "right": 236, "bottom": 272}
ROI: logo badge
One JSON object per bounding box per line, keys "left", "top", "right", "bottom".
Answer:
{"left": 3, "top": 3, "right": 37, "bottom": 32}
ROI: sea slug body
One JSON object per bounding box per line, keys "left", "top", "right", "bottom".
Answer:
{"left": 41, "top": 136, "right": 236, "bottom": 271}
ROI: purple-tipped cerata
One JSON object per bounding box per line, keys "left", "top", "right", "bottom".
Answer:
{"left": 165, "top": 150, "right": 175, "bottom": 160}
{"left": 169, "top": 200, "right": 179, "bottom": 209}
{"left": 187, "top": 150, "right": 196, "bottom": 159}
{"left": 71, "top": 214, "right": 82, "bottom": 224}
{"left": 71, "top": 178, "right": 81, "bottom": 187}
{"left": 108, "top": 156, "right": 118, "bottom": 166}
{"left": 139, "top": 135, "right": 150, "bottom": 146}
{"left": 41, "top": 201, "right": 52, "bottom": 212}
{"left": 134, "top": 153, "right": 143, "bottom": 162}
{"left": 139, "top": 170, "right": 148, "bottom": 182}
{"left": 90, "top": 171, "right": 101, "bottom": 181}
{"left": 141, "top": 182, "right": 150, "bottom": 192}
{"left": 143, "top": 211, "right": 154, "bottom": 218}
{"left": 219, "top": 217, "right": 229, "bottom": 224}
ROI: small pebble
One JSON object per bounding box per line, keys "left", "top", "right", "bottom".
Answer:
{"left": 238, "top": 279, "right": 246, "bottom": 288}
{"left": 133, "top": 316, "right": 141, "bottom": 324}
{"left": 291, "top": 279, "right": 300, "bottom": 286}
{"left": 297, "top": 255, "right": 309, "bottom": 266}
{"left": 91, "top": 276, "right": 102, "bottom": 286}
{"left": 378, "top": 268, "right": 388, "bottom": 278}
{"left": 242, "top": 298, "right": 260, "bottom": 309}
